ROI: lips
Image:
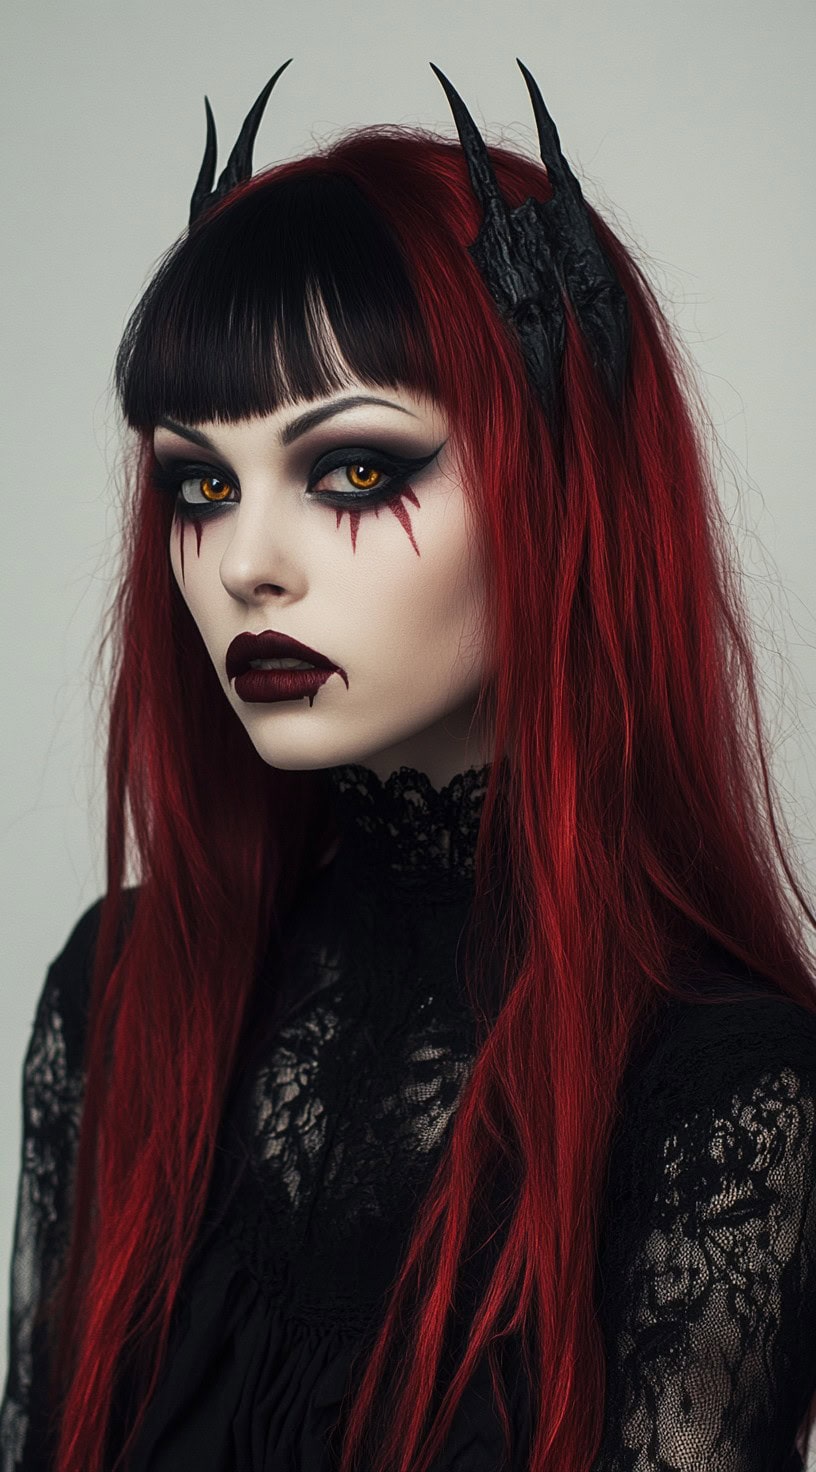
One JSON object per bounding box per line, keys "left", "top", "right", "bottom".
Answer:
{"left": 226, "top": 629, "right": 338, "bottom": 681}
{"left": 225, "top": 629, "right": 349, "bottom": 703}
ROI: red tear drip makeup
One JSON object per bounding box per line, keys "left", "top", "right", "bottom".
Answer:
{"left": 334, "top": 483, "right": 421, "bottom": 555}
{"left": 174, "top": 517, "right": 203, "bottom": 588}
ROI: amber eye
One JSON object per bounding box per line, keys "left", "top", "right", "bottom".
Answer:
{"left": 346, "top": 463, "right": 383, "bottom": 491}
{"left": 201, "top": 475, "right": 234, "bottom": 502}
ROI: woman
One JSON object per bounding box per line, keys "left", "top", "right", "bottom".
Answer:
{"left": 2, "top": 58, "right": 816, "bottom": 1472}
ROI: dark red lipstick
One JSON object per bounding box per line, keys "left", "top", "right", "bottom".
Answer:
{"left": 226, "top": 630, "right": 348, "bottom": 706}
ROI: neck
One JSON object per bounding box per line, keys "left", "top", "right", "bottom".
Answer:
{"left": 348, "top": 699, "right": 495, "bottom": 793}
{"left": 323, "top": 759, "right": 497, "bottom": 897}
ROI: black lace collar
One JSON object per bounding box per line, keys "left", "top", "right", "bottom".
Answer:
{"left": 325, "top": 761, "right": 493, "bottom": 894}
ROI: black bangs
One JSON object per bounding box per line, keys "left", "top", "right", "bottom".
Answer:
{"left": 114, "top": 171, "right": 440, "bottom": 430}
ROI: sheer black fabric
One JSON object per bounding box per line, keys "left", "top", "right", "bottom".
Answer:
{"left": 2, "top": 760, "right": 816, "bottom": 1470}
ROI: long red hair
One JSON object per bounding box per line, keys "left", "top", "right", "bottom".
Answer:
{"left": 42, "top": 124, "right": 816, "bottom": 1470}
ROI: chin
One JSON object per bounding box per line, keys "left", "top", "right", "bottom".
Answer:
{"left": 239, "top": 727, "right": 388, "bottom": 775}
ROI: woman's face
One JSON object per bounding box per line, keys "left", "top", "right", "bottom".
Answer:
{"left": 153, "top": 379, "right": 494, "bottom": 788}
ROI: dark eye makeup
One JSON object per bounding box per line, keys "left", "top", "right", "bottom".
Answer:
{"left": 150, "top": 441, "right": 446, "bottom": 522}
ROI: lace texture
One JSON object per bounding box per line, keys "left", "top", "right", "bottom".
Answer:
{"left": 204, "top": 764, "right": 489, "bottom": 1331}
{"left": 0, "top": 912, "right": 92, "bottom": 1469}
{"left": 2, "top": 762, "right": 816, "bottom": 1470}
{"left": 325, "top": 760, "right": 493, "bottom": 892}
{"left": 592, "top": 999, "right": 816, "bottom": 1471}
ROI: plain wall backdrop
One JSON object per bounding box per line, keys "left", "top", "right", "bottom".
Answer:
{"left": 2, "top": 0, "right": 815, "bottom": 1428}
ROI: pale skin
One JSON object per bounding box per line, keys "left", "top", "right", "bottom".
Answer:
{"left": 153, "top": 376, "right": 495, "bottom": 863}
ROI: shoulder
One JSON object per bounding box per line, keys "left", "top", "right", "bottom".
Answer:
{"left": 642, "top": 981, "right": 816, "bottom": 1106}
{"left": 610, "top": 964, "right": 816, "bottom": 1202}
{"left": 613, "top": 938, "right": 816, "bottom": 1136}
{"left": 28, "top": 888, "right": 141, "bottom": 1079}
{"left": 595, "top": 973, "right": 816, "bottom": 1467}
{"left": 597, "top": 977, "right": 816, "bottom": 1287}
{"left": 623, "top": 933, "right": 816, "bottom": 1090}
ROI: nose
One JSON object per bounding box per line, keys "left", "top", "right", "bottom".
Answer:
{"left": 217, "top": 484, "right": 307, "bottom": 606}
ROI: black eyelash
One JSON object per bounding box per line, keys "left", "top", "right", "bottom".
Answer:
{"left": 307, "top": 446, "right": 439, "bottom": 501}
{"left": 150, "top": 461, "right": 239, "bottom": 520}
{"left": 150, "top": 445, "right": 442, "bottom": 521}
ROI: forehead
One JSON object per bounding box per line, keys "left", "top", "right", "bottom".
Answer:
{"left": 151, "top": 386, "right": 447, "bottom": 452}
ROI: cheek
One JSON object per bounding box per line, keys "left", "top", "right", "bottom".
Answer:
{"left": 169, "top": 523, "right": 216, "bottom": 643}
{"left": 169, "top": 526, "right": 182, "bottom": 586}
{"left": 169, "top": 518, "right": 189, "bottom": 587}
{"left": 366, "top": 501, "right": 485, "bottom": 656}
{"left": 417, "top": 500, "right": 485, "bottom": 629}
{"left": 168, "top": 516, "right": 207, "bottom": 595}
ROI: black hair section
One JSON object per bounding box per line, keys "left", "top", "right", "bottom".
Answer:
{"left": 115, "top": 170, "right": 440, "bottom": 430}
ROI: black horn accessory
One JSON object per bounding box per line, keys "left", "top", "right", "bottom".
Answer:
{"left": 185, "top": 59, "right": 630, "bottom": 442}
{"left": 430, "top": 59, "right": 630, "bottom": 431}
{"left": 189, "top": 60, "right": 293, "bottom": 227}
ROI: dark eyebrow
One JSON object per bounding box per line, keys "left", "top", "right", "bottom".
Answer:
{"left": 155, "top": 418, "right": 219, "bottom": 451}
{"left": 278, "top": 395, "right": 418, "bottom": 445}
{"left": 155, "top": 395, "right": 418, "bottom": 453}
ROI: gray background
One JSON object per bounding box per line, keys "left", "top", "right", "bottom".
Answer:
{"left": 2, "top": 0, "right": 815, "bottom": 1431}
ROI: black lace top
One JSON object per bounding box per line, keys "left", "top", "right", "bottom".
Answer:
{"left": 3, "top": 761, "right": 816, "bottom": 1471}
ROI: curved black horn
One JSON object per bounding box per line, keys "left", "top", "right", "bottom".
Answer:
{"left": 429, "top": 63, "right": 507, "bottom": 221}
{"left": 189, "top": 60, "right": 293, "bottom": 227}
{"left": 189, "top": 96, "right": 218, "bottom": 225}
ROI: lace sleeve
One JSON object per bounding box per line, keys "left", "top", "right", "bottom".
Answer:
{"left": 0, "top": 900, "right": 103, "bottom": 1471}
{"left": 592, "top": 999, "right": 816, "bottom": 1472}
